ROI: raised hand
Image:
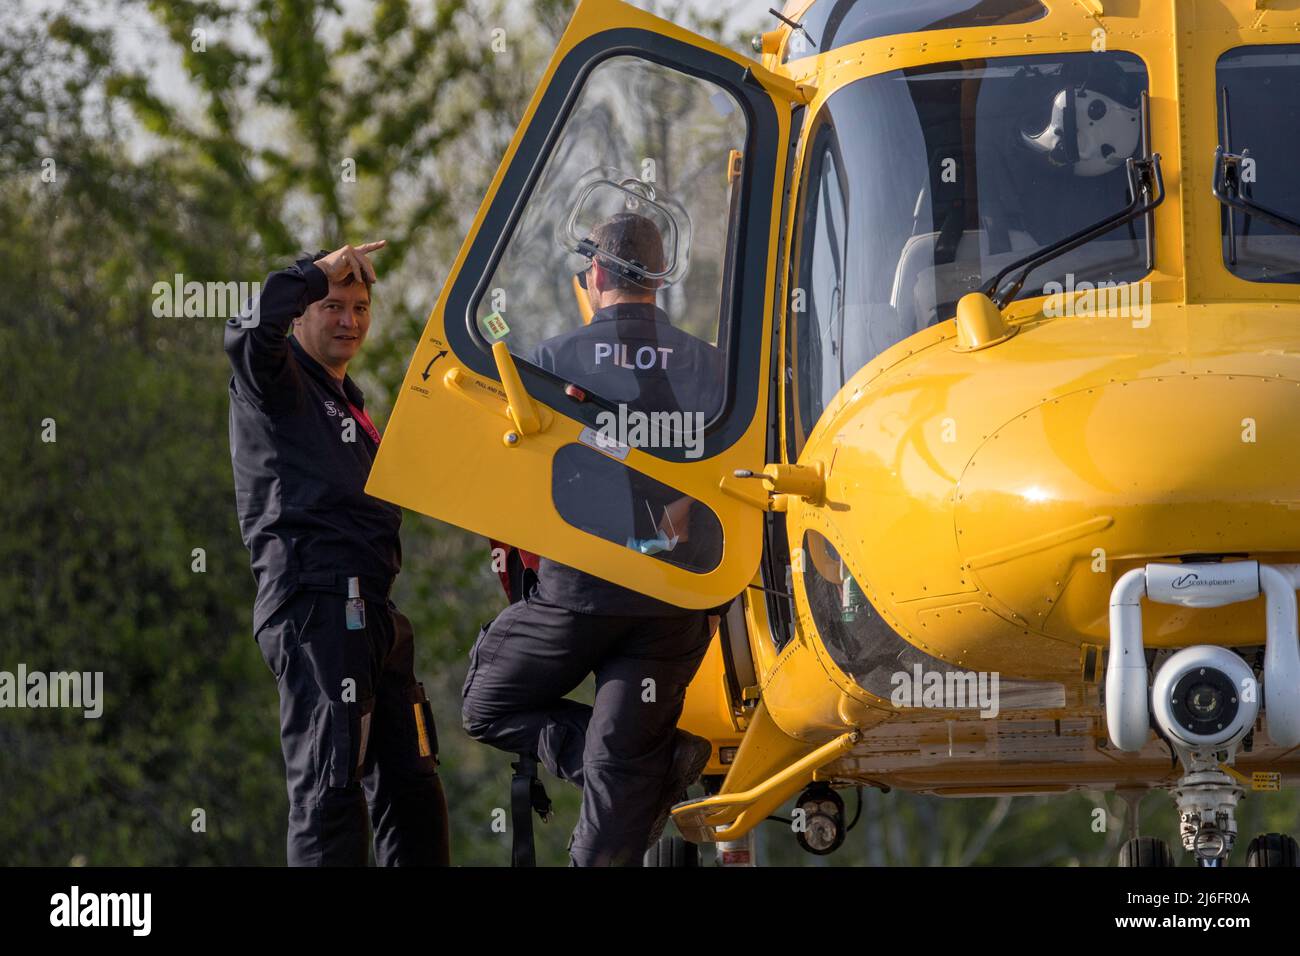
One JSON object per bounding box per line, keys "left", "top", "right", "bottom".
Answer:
{"left": 315, "top": 240, "right": 386, "bottom": 287}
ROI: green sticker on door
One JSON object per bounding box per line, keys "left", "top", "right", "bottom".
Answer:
{"left": 482, "top": 311, "right": 510, "bottom": 339}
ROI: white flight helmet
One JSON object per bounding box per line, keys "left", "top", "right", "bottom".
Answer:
{"left": 1022, "top": 86, "right": 1141, "bottom": 177}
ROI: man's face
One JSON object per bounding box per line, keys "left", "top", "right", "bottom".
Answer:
{"left": 295, "top": 279, "right": 371, "bottom": 373}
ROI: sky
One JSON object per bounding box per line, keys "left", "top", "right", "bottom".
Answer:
{"left": 13, "top": 0, "right": 775, "bottom": 116}
{"left": 15, "top": 0, "right": 770, "bottom": 47}
{"left": 10, "top": 0, "right": 778, "bottom": 174}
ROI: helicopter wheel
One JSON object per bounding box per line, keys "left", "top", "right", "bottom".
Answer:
{"left": 1118, "top": 836, "right": 1176, "bottom": 867}
{"left": 1245, "top": 833, "right": 1299, "bottom": 867}
{"left": 644, "top": 835, "right": 701, "bottom": 868}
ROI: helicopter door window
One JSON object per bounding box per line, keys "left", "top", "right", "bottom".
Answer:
{"left": 474, "top": 55, "right": 748, "bottom": 433}
{"left": 1215, "top": 45, "right": 1300, "bottom": 283}
{"left": 552, "top": 444, "right": 723, "bottom": 573}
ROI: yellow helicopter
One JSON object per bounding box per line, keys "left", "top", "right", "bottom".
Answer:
{"left": 367, "top": 0, "right": 1300, "bottom": 866}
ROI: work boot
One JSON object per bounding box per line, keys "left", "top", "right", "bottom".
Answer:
{"left": 645, "top": 730, "right": 712, "bottom": 850}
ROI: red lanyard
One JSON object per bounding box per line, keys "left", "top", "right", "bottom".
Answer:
{"left": 347, "top": 402, "right": 381, "bottom": 445}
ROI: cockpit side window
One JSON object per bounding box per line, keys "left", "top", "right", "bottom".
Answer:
{"left": 1216, "top": 45, "right": 1300, "bottom": 284}
{"left": 789, "top": 124, "right": 854, "bottom": 458}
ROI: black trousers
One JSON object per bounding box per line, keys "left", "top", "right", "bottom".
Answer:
{"left": 257, "top": 589, "right": 450, "bottom": 866}
{"left": 461, "top": 594, "right": 711, "bottom": 866}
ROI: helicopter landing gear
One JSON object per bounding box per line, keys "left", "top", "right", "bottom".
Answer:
{"left": 1172, "top": 768, "right": 1245, "bottom": 867}
{"left": 1245, "top": 832, "right": 1299, "bottom": 867}
{"left": 793, "top": 783, "right": 846, "bottom": 856}
{"left": 715, "top": 832, "right": 758, "bottom": 867}
{"left": 644, "top": 835, "right": 701, "bottom": 867}
{"left": 1114, "top": 788, "right": 1175, "bottom": 866}
{"left": 1118, "top": 836, "right": 1176, "bottom": 867}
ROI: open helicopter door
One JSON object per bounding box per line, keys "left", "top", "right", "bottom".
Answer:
{"left": 367, "top": 0, "right": 800, "bottom": 610}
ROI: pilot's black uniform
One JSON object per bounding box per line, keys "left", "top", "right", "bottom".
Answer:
{"left": 461, "top": 301, "right": 729, "bottom": 866}
{"left": 226, "top": 256, "right": 449, "bottom": 866}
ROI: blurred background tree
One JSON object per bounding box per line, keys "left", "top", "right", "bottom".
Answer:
{"left": 2, "top": 0, "right": 1297, "bottom": 867}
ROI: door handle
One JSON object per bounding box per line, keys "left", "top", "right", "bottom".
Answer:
{"left": 491, "top": 341, "right": 547, "bottom": 438}
{"left": 441, "top": 343, "right": 552, "bottom": 444}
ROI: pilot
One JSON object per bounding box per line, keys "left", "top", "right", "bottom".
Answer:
{"left": 461, "top": 212, "right": 729, "bottom": 866}
{"left": 1015, "top": 59, "right": 1145, "bottom": 241}
{"left": 1020, "top": 76, "right": 1141, "bottom": 178}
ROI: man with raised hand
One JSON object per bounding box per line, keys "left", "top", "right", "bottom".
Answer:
{"left": 226, "top": 241, "right": 449, "bottom": 866}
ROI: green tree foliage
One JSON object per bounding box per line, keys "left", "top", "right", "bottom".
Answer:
{"left": 0, "top": 0, "right": 564, "bottom": 865}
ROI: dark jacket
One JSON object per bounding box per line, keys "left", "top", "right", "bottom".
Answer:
{"left": 534, "top": 302, "right": 724, "bottom": 418}
{"left": 225, "top": 257, "right": 401, "bottom": 634}
{"left": 532, "top": 302, "right": 727, "bottom": 618}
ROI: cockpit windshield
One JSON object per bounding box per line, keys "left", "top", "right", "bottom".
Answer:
{"left": 788, "top": 52, "right": 1151, "bottom": 453}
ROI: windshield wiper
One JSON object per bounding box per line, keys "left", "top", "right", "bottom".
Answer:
{"left": 1212, "top": 87, "right": 1300, "bottom": 264}
{"left": 983, "top": 90, "right": 1164, "bottom": 309}
{"left": 768, "top": 8, "right": 816, "bottom": 50}
{"left": 1211, "top": 148, "right": 1300, "bottom": 234}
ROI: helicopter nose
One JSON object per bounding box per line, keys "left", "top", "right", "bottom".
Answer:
{"left": 953, "top": 374, "right": 1300, "bottom": 632}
